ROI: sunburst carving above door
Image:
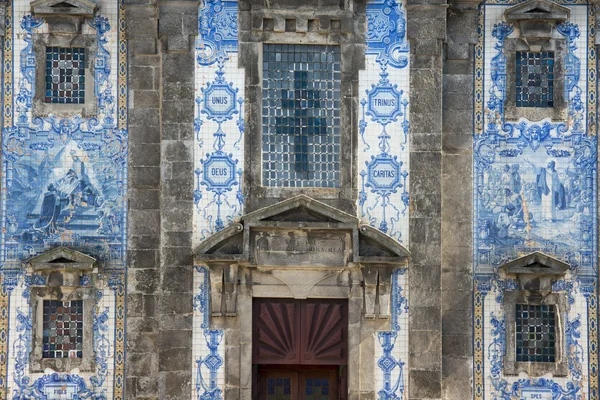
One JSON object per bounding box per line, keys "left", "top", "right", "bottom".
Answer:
{"left": 253, "top": 299, "right": 348, "bottom": 365}
{"left": 255, "top": 301, "right": 302, "bottom": 364}
{"left": 302, "top": 302, "right": 346, "bottom": 364}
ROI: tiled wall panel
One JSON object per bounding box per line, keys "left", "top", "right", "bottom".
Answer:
{"left": 474, "top": 3, "right": 598, "bottom": 399}
{"left": 0, "top": 0, "right": 127, "bottom": 398}
{"left": 361, "top": 0, "right": 410, "bottom": 397}
{"left": 192, "top": 266, "right": 225, "bottom": 400}
{"left": 193, "top": 0, "right": 244, "bottom": 244}
{"left": 359, "top": 0, "right": 410, "bottom": 246}
{"left": 192, "top": 0, "right": 241, "bottom": 397}
{"left": 374, "top": 268, "right": 409, "bottom": 399}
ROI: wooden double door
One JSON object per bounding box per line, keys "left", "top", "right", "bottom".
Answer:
{"left": 253, "top": 299, "right": 348, "bottom": 400}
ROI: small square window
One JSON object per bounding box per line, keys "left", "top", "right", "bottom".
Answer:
{"left": 515, "top": 51, "right": 554, "bottom": 108}
{"left": 515, "top": 304, "right": 556, "bottom": 363}
{"left": 42, "top": 299, "right": 84, "bottom": 359}
{"left": 44, "top": 47, "right": 86, "bottom": 104}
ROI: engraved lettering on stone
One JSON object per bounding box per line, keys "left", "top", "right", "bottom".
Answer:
{"left": 255, "top": 232, "right": 347, "bottom": 266}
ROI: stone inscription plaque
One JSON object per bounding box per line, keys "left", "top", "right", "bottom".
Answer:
{"left": 521, "top": 390, "right": 552, "bottom": 400}
{"left": 254, "top": 231, "right": 349, "bottom": 267}
{"left": 42, "top": 382, "right": 79, "bottom": 399}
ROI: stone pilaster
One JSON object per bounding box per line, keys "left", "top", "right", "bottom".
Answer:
{"left": 125, "top": 0, "right": 161, "bottom": 398}
{"left": 126, "top": 0, "right": 197, "bottom": 398}
{"left": 406, "top": 2, "right": 446, "bottom": 399}
{"left": 441, "top": 2, "right": 479, "bottom": 399}
{"left": 157, "top": 1, "right": 198, "bottom": 399}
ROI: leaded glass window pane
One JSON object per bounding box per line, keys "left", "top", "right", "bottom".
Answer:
{"left": 45, "top": 47, "right": 86, "bottom": 104}
{"left": 267, "top": 377, "right": 292, "bottom": 399}
{"left": 515, "top": 304, "right": 556, "bottom": 362}
{"left": 262, "top": 44, "right": 341, "bottom": 188}
{"left": 305, "top": 378, "right": 330, "bottom": 399}
{"left": 515, "top": 51, "right": 554, "bottom": 108}
{"left": 42, "top": 299, "right": 84, "bottom": 359}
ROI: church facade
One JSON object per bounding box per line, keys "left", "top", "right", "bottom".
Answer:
{"left": 0, "top": 0, "right": 597, "bottom": 399}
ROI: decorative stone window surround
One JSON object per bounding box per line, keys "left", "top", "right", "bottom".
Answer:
{"left": 503, "top": 291, "right": 567, "bottom": 376}
{"left": 503, "top": 0, "right": 570, "bottom": 122}
{"left": 501, "top": 252, "right": 569, "bottom": 377}
{"left": 504, "top": 38, "right": 567, "bottom": 122}
{"left": 31, "top": 0, "right": 98, "bottom": 117}
{"left": 241, "top": 7, "right": 361, "bottom": 206}
{"left": 26, "top": 247, "right": 97, "bottom": 373}
{"left": 32, "top": 33, "right": 97, "bottom": 117}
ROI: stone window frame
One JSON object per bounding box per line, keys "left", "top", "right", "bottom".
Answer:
{"left": 26, "top": 247, "right": 97, "bottom": 373}
{"left": 261, "top": 43, "right": 342, "bottom": 189}
{"left": 500, "top": 252, "right": 570, "bottom": 377}
{"left": 503, "top": 0, "right": 570, "bottom": 122}
{"left": 241, "top": 12, "right": 361, "bottom": 202}
{"left": 504, "top": 38, "right": 567, "bottom": 122}
{"left": 32, "top": 32, "right": 97, "bottom": 117}
{"left": 503, "top": 291, "right": 567, "bottom": 376}
{"left": 30, "top": 287, "right": 96, "bottom": 372}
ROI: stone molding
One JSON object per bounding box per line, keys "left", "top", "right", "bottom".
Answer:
{"left": 31, "top": 0, "right": 96, "bottom": 18}
{"left": 196, "top": 195, "right": 409, "bottom": 318}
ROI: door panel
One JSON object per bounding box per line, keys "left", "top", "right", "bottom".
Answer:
{"left": 301, "top": 302, "right": 347, "bottom": 364}
{"left": 261, "top": 371, "right": 298, "bottom": 400}
{"left": 253, "top": 299, "right": 347, "bottom": 399}
{"left": 259, "top": 368, "right": 339, "bottom": 400}
{"left": 300, "top": 370, "right": 338, "bottom": 400}
{"left": 254, "top": 300, "right": 302, "bottom": 364}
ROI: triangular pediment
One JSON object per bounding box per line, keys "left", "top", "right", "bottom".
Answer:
{"left": 505, "top": 0, "right": 569, "bottom": 22}
{"left": 26, "top": 246, "right": 96, "bottom": 270}
{"left": 195, "top": 197, "right": 409, "bottom": 264}
{"left": 243, "top": 195, "right": 359, "bottom": 224}
{"left": 358, "top": 225, "right": 409, "bottom": 260}
{"left": 195, "top": 223, "right": 245, "bottom": 259}
{"left": 31, "top": 0, "right": 96, "bottom": 17}
{"left": 500, "top": 252, "right": 570, "bottom": 276}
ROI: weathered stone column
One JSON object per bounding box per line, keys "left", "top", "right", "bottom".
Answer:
{"left": 125, "top": 0, "right": 161, "bottom": 398}
{"left": 157, "top": 1, "right": 198, "bottom": 399}
{"left": 126, "top": 0, "right": 197, "bottom": 398}
{"left": 441, "top": 1, "right": 479, "bottom": 399}
{"left": 406, "top": 2, "right": 446, "bottom": 399}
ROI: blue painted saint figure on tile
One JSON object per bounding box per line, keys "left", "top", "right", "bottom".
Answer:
{"left": 474, "top": 16, "right": 596, "bottom": 275}
{"left": 10, "top": 140, "right": 121, "bottom": 242}
{"left": 476, "top": 145, "right": 594, "bottom": 268}
{"left": 473, "top": 4, "right": 598, "bottom": 400}
{"left": 1, "top": 14, "right": 127, "bottom": 269}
